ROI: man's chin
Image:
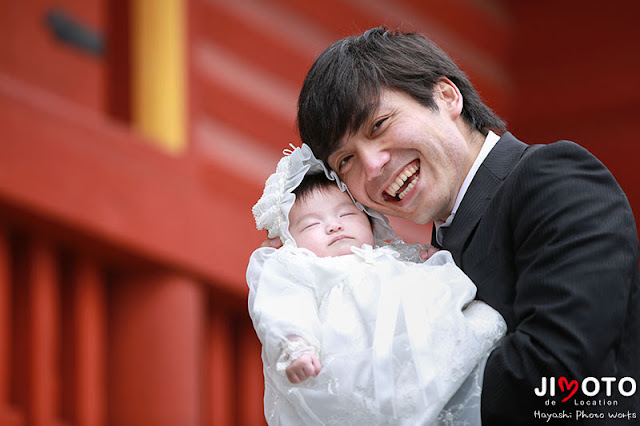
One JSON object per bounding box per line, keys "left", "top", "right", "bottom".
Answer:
{"left": 384, "top": 207, "right": 433, "bottom": 225}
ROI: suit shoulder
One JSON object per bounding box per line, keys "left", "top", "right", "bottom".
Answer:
{"left": 514, "top": 139, "right": 611, "bottom": 179}
{"left": 524, "top": 139, "right": 604, "bottom": 164}
{"left": 505, "top": 139, "right": 633, "bottom": 225}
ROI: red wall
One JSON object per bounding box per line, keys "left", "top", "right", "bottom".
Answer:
{"left": 0, "top": 1, "right": 637, "bottom": 425}
{"left": 507, "top": 0, "right": 640, "bottom": 230}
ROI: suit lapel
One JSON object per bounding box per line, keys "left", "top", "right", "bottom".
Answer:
{"left": 441, "top": 132, "right": 530, "bottom": 262}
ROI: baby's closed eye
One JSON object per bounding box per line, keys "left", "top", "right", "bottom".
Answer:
{"left": 302, "top": 222, "right": 320, "bottom": 231}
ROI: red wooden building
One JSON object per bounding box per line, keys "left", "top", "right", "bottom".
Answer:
{"left": 0, "top": 0, "right": 638, "bottom": 425}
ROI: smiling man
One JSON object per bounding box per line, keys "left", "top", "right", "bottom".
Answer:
{"left": 325, "top": 86, "right": 483, "bottom": 227}
{"left": 296, "top": 27, "right": 640, "bottom": 424}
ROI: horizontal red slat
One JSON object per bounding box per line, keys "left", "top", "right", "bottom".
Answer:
{"left": 0, "top": 74, "right": 262, "bottom": 296}
{"left": 395, "top": 0, "right": 511, "bottom": 62}
{"left": 191, "top": 2, "right": 315, "bottom": 86}
{"left": 191, "top": 72, "right": 299, "bottom": 152}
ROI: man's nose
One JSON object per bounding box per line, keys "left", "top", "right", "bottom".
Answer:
{"left": 359, "top": 145, "right": 390, "bottom": 181}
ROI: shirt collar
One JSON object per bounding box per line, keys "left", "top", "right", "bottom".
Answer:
{"left": 435, "top": 131, "right": 500, "bottom": 242}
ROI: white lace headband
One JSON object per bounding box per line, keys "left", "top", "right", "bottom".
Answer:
{"left": 252, "top": 144, "right": 396, "bottom": 246}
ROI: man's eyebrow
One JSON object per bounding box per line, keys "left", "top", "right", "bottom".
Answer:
{"left": 350, "top": 97, "right": 381, "bottom": 133}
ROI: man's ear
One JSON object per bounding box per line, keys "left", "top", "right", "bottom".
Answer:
{"left": 434, "top": 77, "right": 463, "bottom": 119}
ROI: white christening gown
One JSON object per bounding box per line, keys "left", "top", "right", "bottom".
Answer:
{"left": 247, "top": 244, "right": 506, "bottom": 425}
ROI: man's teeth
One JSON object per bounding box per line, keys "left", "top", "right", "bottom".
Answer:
{"left": 398, "top": 176, "right": 418, "bottom": 200}
{"left": 385, "top": 163, "right": 420, "bottom": 198}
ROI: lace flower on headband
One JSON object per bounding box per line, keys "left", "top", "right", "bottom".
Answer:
{"left": 252, "top": 144, "right": 396, "bottom": 246}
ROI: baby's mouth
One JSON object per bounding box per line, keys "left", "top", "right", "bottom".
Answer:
{"left": 329, "top": 235, "right": 350, "bottom": 245}
{"left": 384, "top": 161, "right": 420, "bottom": 201}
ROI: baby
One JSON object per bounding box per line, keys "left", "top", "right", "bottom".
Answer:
{"left": 247, "top": 144, "right": 506, "bottom": 425}
{"left": 285, "top": 172, "right": 374, "bottom": 383}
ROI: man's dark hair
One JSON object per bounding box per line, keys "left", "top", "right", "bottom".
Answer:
{"left": 293, "top": 173, "right": 337, "bottom": 202}
{"left": 297, "top": 27, "right": 506, "bottom": 164}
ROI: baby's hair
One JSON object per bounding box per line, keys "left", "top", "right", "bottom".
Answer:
{"left": 293, "top": 173, "right": 374, "bottom": 228}
{"left": 293, "top": 173, "right": 338, "bottom": 202}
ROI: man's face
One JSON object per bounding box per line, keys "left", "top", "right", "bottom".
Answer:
{"left": 289, "top": 186, "right": 374, "bottom": 257}
{"left": 327, "top": 83, "right": 480, "bottom": 225}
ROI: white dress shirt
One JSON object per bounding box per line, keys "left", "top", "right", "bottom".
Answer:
{"left": 435, "top": 131, "right": 501, "bottom": 245}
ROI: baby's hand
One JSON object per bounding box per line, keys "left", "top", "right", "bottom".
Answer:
{"left": 420, "top": 244, "right": 440, "bottom": 260}
{"left": 285, "top": 353, "right": 322, "bottom": 384}
{"left": 261, "top": 237, "right": 282, "bottom": 249}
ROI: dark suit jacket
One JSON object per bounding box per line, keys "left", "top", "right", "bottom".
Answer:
{"left": 435, "top": 132, "right": 640, "bottom": 424}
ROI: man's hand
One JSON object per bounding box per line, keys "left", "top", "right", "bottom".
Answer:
{"left": 285, "top": 353, "right": 322, "bottom": 384}
{"left": 261, "top": 237, "right": 283, "bottom": 249}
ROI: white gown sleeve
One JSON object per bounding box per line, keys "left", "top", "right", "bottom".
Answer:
{"left": 246, "top": 247, "right": 321, "bottom": 369}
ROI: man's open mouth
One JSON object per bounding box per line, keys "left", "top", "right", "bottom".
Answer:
{"left": 384, "top": 161, "right": 420, "bottom": 201}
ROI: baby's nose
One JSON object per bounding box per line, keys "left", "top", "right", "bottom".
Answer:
{"left": 327, "top": 221, "right": 343, "bottom": 233}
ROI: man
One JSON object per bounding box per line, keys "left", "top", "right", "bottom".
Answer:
{"left": 294, "top": 27, "right": 639, "bottom": 424}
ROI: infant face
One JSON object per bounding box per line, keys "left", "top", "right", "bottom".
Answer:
{"left": 289, "top": 186, "right": 374, "bottom": 257}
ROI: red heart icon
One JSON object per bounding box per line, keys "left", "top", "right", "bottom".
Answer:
{"left": 558, "top": 376, "right": 578, "bottom": 402}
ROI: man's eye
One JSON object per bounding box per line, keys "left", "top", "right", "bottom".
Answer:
{"left": 338, "top": 155, "right": 353, "bottom": 170}
{"left": 371, "top": 117, "right": 387, "bottom": 134}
